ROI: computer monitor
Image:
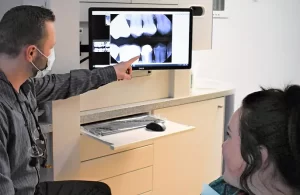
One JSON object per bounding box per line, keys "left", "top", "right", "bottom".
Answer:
{"left": 88, "top": 7, "right": 193, "bottom": 70}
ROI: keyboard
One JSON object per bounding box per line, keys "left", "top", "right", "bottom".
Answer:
{"left": 82, "top": 115, "right": 163, "bottom": 136}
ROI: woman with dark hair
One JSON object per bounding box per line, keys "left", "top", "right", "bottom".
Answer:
{"left": 208, "top": 85, "right": 300, "bottom": 195}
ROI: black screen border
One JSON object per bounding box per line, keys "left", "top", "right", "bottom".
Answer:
{"left": 88, "top": 7, "right": 193, "bottom": 70}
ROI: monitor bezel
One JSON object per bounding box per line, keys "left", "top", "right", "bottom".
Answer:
{"left": 88, "top": 7, "right": 193, "bottom": 70}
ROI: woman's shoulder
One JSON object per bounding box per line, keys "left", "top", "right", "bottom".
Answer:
{"left": 209, "top": 176, "right": 247, "bottom": 195}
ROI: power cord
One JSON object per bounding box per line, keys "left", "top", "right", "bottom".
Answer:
{"left": 80, "top": 56, "right": 89, "bottom": 64}
{"left": 80, "top": 42, "right": 89, "bottom": 64}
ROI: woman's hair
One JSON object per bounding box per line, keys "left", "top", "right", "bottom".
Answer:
{"left": 239, "top": 85, "right": 300, "bottom": 194}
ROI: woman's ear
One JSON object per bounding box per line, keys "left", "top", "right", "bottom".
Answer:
{"left": 260, "top": 146, "right": 269, "bottom": 167}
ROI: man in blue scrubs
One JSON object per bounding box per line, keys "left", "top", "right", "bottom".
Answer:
{"left": 0, "top": 5, "right": 139, "bottom": 195}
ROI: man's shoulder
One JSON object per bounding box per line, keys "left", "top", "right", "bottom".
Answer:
{"left": 24, "top": 78, "right": 35, "bottom": 91}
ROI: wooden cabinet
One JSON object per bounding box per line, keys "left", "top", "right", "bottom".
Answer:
{"left": 131, "top": 0, "right": 178, "bottom": 5}
{"left": 102, "top": 167, "right": 153, "bottom": 195}
{"left": 152, "top": 97, "right": 225, "bottom": 194}
{"left": 78, "top": 97, "right": 225, "bottom": 195}
{"left": 80, "top": 135, "right": 153, "bottom": 161}
{"left": 79, "top": 145, "right": 153, "bottom": 181}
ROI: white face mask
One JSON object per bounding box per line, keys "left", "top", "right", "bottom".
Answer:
{"left": 31, "top": 48, "right": 55, "bottom": 78}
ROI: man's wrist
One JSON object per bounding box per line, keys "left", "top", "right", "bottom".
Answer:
{"left": 112, "top": 66, "right": 120, "bottom": 80}
{"left": 102, "top": 66, "right": 118, "bottom": 82}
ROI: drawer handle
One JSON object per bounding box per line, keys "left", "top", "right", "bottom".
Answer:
{"left": 218, "top": 105, "right": 223, "bottom": 108}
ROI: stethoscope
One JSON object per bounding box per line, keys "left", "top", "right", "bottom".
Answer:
{"left": 15, "top": 94, "right": 49, "bottom": 168}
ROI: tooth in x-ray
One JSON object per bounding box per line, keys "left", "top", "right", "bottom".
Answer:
{"left": 124, "top": 14, "right": 132, "bottom": 20}
{"left": 110, "top": 44, "right": 120, "bottom": 60}
{"left": 155, "top": 14, "right": 172, "bottom": 35}
{"left": 142, "top": 14, "right": 157, "bottom": 36}
{"left": 167, "top": 42, "right": 172, "bottom": 58}
{"left": 105, "top": 15, "right": 111, "bottom": 25}
{"left": 154, "top": 43, "right": 167, "bottom": 63}
{"left": 141, "top": 45, "right": 153, "bottom": 63}
{"left": 127, "top": 14, "right": 143, "bottom": 38}
{"left": 119, "top": 44, "right": 141, "bottom": 62}
{"left": 110, "top": 14, "right": 131, "bottom": 39}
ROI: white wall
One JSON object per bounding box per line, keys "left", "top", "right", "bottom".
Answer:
{"left": 0, "top": 0, "right": 22, "bottom": 19}
{"left": 193, "top": 0, "right": 300, "bottom": 109}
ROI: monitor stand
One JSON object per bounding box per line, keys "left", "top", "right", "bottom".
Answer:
{"left": 132, "top": 70, "right": 152, "bottom": 78}
{"left": 168, "top": 70, "right": 191, "bottom": 98}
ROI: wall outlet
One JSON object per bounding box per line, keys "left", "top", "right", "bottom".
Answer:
{"left": 213, "top": 11, "right": 229, "bottom": 18}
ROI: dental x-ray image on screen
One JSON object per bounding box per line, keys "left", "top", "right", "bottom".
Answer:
{"left": 109, "top": 14, "right": 173, "bottom": 64}
{"left": 88, "top": 7, "right": 192, "bottom": 70}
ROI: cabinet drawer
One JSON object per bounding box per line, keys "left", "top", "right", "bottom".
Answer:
{"left": 140, "top": 191, "right": 152, "bottom": 195}
{"left": 102, "top": 167, "right": 152, "bottom": 195}
{"left": 80, "top": 134, "right": 153, "bottom": 161}
{"left": 79, "top": 145, "right": 153, "bottom": 181}
{"left": 132, "top": 0, "right": 178, "bottom": 4}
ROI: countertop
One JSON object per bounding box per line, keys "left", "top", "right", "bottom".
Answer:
{"left": 41, "top": 86, "right": 234, "bottom": 134}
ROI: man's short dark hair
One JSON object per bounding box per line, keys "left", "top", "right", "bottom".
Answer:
{"left": 0, "top": 5, "right": 55, "bottom": 57}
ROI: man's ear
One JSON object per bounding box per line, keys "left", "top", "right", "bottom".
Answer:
{"left": 25, "top": 45, "right": 36, "bottom": 62}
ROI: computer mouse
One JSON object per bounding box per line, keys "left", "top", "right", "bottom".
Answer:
{"left": 146, "top": 121, "right": 166, "bottom": 132}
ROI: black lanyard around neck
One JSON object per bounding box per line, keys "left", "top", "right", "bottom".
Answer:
{"left": 0, "top": 78, "right": 36, "bottom": 144}
{"left": 0, "top": 78, "right": 48, "bottom": 167}
{"left": 15, "top": 90, "right": 37, "bottom": 146}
